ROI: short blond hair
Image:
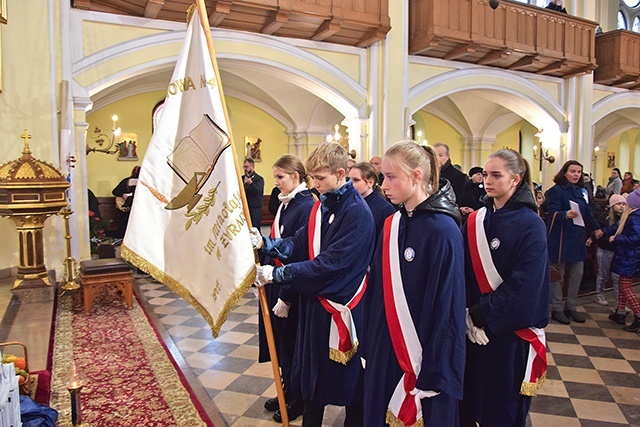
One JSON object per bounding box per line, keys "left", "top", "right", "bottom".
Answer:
{"left": 306, "top": 142, "right": 348, "bottom": 174}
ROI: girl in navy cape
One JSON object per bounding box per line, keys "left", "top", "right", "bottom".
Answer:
{"left": 363, "top": 141, "right": 466, "bottom": 427}
{"left": 460, "top": 149, "right": 550, "bottom": 427}
{"left": 258, "top": 154, "right": 315, "bottom": 422}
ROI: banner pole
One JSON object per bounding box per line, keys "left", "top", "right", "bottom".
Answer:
{"left": 194, "top": 2, "right": 289, "bottom": 425}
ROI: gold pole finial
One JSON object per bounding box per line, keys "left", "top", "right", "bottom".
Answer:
{"left": 20, "top": 129, "right": 32, "bottom": 154}
{"left": 186, "top": 4, "right": 197, "bottom": 24}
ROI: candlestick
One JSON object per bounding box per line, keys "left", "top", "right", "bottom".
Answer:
{"left": 66, "top": 360, "right": 89, "bottom": 426}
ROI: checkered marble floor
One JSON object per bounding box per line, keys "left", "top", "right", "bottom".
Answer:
{"left": 134, "top": 272, "right": 640, "bottom": 426}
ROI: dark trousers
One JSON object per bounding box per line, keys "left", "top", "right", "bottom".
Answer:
{"left": 302, "top": 400, "right": 363, "bottom": 427}
{"left": 249, "top": 207, "right": 262, "bottom": 229}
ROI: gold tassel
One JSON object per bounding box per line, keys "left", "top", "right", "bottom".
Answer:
{"left": 329, "top": 341, "right": 359, "bottom": 365}
{"left": 385, "top": 409, "right": 424, "bottom": 427}
{"left": 519, "top": 371, "right": 546, "bottom": 396}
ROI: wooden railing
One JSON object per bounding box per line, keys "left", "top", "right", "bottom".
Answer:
{"left": 409, "top": 0, "right": 598, "bottom": 78}
{"left": 594, "top": 30, "right": 640, "bottom": 90}
{"left": 73, "top": 0, "right": 390, "bottom": 48}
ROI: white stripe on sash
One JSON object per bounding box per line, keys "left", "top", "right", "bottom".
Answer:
{"left": 473, "top": 207, "right": 503, "bottom": 290}
{"left": 387, "top": 212, "right": 424, "bottom": 425}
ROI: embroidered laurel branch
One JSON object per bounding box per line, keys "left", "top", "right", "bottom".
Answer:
{"left": 184, "top": 181, "right": 221, "bottom": 230}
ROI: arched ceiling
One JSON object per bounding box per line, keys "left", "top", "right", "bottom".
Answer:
{"left": 89, "top": 61, "right": 344, "bottom": 137}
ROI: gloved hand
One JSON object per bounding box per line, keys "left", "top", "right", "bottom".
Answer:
{"left": 465, "top": 308, "right": 490, "bottom": 345}
{"left": 474, "top": 327, "right": 490, "bottom": 345}
{"left": 465, "top": 308, "right": 477, "bottom": 344}
{"left": 410, "top": 388, "right": 440, "bottom": 399}
{"left": 254, "top": 265, "right": 274, "bottom": 287}
{"left": 249, "top": 227, "right": 264, "bottom": 250}
{"left": 272, "top": 298, "right": 290, "bottom": 318}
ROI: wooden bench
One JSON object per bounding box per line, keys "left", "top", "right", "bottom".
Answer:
{"left": 79, "top": 258, "right": 133, "bottom": 315}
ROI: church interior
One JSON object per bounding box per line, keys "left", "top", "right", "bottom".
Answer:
{"left": 1, "top": 0, "right": 640, "bottom": 425}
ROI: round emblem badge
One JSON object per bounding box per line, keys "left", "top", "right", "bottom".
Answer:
{"left": 490, "top": 238, "right": 500, "bottom": 250}
{"left": 404, "top": 247, "right": 415, "bottom": 262}
{"left": 328, "top": 214, "right": 335, "bottom": 224}
{"left": 280, "top": 225, "right": 284, "bottom": 234}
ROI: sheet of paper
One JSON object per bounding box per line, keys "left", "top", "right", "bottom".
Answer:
{"left": 569, "top": 200, "right": 585, "bottom": 227}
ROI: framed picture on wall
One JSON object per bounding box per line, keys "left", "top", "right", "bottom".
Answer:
{"left": 245, "top": 136, "right": 262, "bottom": 161}
{"left": 607, "top": 152, "right": 615, "bottom": 168}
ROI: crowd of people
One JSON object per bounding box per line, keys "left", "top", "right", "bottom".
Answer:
{"left": 246, "top": 141, "right": 639, "bottom": 426}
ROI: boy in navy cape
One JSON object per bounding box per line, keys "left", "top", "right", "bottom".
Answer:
{"left": 252, "top": 142, "right": 375, "bottom": 426}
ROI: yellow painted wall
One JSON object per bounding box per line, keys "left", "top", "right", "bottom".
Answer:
{"left": 86, "top": 93, "right": 288, "bottom": 197}
{"left": 412, "top": 111, "right": 463, "bottom": 160}
{"left": 86, "top": 91, "right": 166, "bottom": 196}
{"left": 226, "top": 97, "right": 288, "bottom": 190}
{"left": 0, "top": 0, "right": 58, "bottom": 270}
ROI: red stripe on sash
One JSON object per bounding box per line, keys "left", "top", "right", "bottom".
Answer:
{"left": 467, "top": 210, "right": 493, "bottom": 295}
{"left": 382, "top": 215, "right": 418, "bottom": 425}
{"left": 307, "top": 201, "right": 321, "bottom": 259}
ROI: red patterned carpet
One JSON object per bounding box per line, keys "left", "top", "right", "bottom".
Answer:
{"left": 49, "top": 288, "right": 214, "bottom": 426}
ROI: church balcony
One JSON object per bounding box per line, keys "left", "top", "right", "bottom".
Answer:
{"left": 72, "top": 0, "right": 391, "bottom": 48}
{"left": 594, "top": 30, "right": 640, "bottom": 90}
{"left": 409, "top": 0, "right": 598, "bottom": 78}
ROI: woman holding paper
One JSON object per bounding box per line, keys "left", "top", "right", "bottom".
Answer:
{"left": 546, "top": 160, "right": 602, "bottom": 325}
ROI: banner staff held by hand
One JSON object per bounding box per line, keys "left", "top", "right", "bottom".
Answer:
{"left": 193, "top": 1, "right": 289, "bottom": 425}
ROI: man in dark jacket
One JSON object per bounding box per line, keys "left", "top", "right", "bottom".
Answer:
{"left": 243, "top": 158, "right": 264, "bottom": 228}
{"left": 433, "top": 143, "right": 468, "bottom": 204}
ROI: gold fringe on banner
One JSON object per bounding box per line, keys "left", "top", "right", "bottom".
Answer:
{"left": 121, "top": 244, "right": 255, "bottom": 337}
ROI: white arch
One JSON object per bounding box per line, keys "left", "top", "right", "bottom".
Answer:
{"left": 592, "top": 91, "right": 640, "bottom": 124}
{"left": 408, "top": 68, "right": 566, "bottom": 132}
{"left": 73, "top": 29, "right": 363, "bottom": 120}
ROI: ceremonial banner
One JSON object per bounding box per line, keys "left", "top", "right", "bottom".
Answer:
{"left": 122, "top": 6, "right": 255, "bottom": 337}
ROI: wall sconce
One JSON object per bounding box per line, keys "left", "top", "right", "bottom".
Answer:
{"left": 326, "top": 124, "right": 356, "bottom": 159}
{"left": 86, "top": 114, "right": 123, "bottom": 155}
{"left": 533, "top": 142, "right": 555, "bottom": 172}
{"left": 533, "top": 144, "right": 555, "bottom": 164}
{"left": 416, "top": 131, "right": 423, "bottom": 143}
{"left": 594, "top": 146, "right": 600, "bottom": 159}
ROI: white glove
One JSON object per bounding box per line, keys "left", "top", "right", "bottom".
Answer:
{"left": 361, "top": 357, "right": 366, "bottom": 369}
{"left": 249, "top": 227, "right": 264, "bottom": 250}
{"left": 124, "top": 192, "right": 133, "bottom": 199}
{"left": 474, "top": 327, "right": 490, "bottom": 346}
{"left": 254, "top": 265, "right": 274, "bottom": 287}
{"left": 410, "top": 388, "right": 440, "bottom": 399}
{"left": 465, "top": 308, "right": 477, "bottom": 344}
{"left": 272, "top": 298, "right": 290, "bottom": 318}
{"left": 465, "top": 308, "right": 490, "bottom": 345}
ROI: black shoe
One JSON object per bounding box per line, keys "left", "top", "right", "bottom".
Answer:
{"left": 264, "top": 396, "right": 279, "bottom": 412}
{"left": 551, "top": 311, "right": 570, "bottom": 325}
{"left": 608, "top": 312, "right": 627, "bottom": 325}
{"left": 273, "top": 398, "right": 304, "bottom": 423}
{"left": 623, "top": 317, "right": 640, "bottom": 332}
{"left": 564, "top": 309, "right": 585, "bottom": 323}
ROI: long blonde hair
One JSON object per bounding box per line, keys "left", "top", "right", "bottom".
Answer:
{"left": 384, "top": 140, "right": 438, "bottom": 198}
{"left": 614, "top": 206, "right": 639, "bottom": 237}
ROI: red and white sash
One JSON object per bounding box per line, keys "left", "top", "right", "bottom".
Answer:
{"left": 382, "top": 212, "right": 424, "bottom": 427}
{"left": 269, "top": 203, "right": 284, "bottom": 267}
{"left": 467, "top": 207, "right": 547, "bottom": 396}
{"left": 307, "top": 200, "right": 368, "bottom": 365}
